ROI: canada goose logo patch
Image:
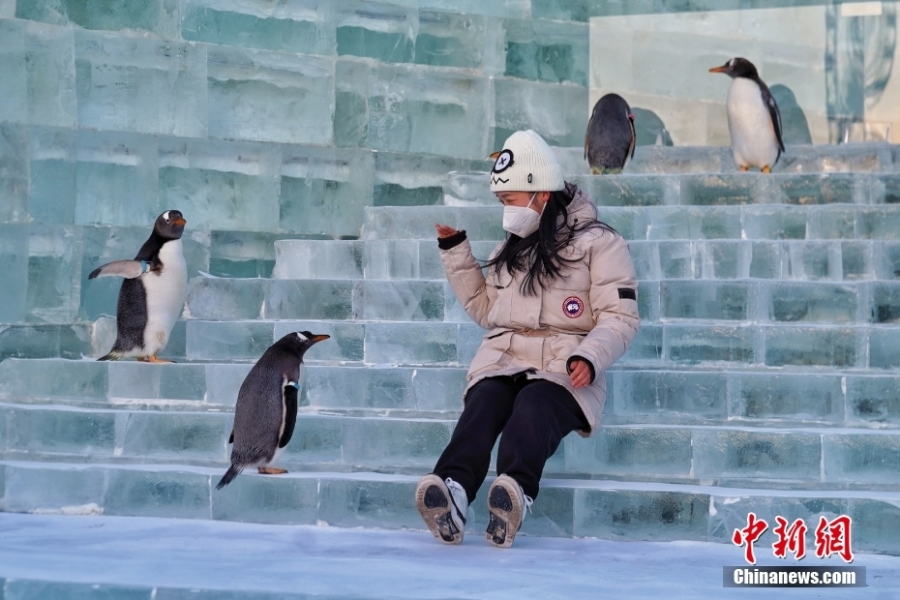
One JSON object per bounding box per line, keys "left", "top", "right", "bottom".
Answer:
{"left": 492, "top": 149, "right": 514, "bottom": 173}
{"left": 563, "top": 296, "right": 584, "bottom": 318}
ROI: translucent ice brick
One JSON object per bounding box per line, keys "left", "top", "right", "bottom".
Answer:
{"left": 185, "top": 278, "right": 267, "bottom": 320}
{"left": 364, "top": 322, "right": 458, "bottom": 365}
{"left": 870, "top": 328, "right": 900, "bottom": 370}
{"left": 0, "top": 21, "right": 28, "bottom": 125}
{"left": 840, "top": 241, "right": 873, "bottom": 280}
{"left": 493, "top": 77, "right": 587, "bottom": 148}
{"left": 22, "top": 21, "right": 77, "bottom": 128}
{"left": 564, "top": 426, "right": 692, "bottom": 476}
{"left": 415, "top": 11, "right": 491, "bottom": 70}
{"left": 182, "top": 0, "right": 335, "bottom": 56}
{"left": 0, "top": 225, "right": 29, "bottom": 322}
{"left": 352, "top": 280, "right": 444, "bottom": 321}
{"left": 25, "top": 225, "right": 82, "bottom": 323}
{"left": 0, "top": 324, "right": 90, "bottom": 361}
{"left": 606, "top": 370, "right": 728, "bottom": 421}
{"left": 363, "top": 240, "right": 429, "bottom": 280}
{"left": 158, "top": 138, "right": 281, "bottom": 233}
{"left": 784, "top": 241, "right": 840, "bottom": 280}
{"left": 104, "top": 468, "right": 211, "bottom": 519}
{"left": 107, "top": 362, "right": 207, "bottom": 401}
{"left": 27, "top": 126, "right": 76, "bottom": 224}
{"left": 574, "top": 488, "right": 709, "bottom": 541}
{"left": 823, "top": 433, "right": 900, "bottom": 484}
{"left": 74, "top": 131, "right": 160, "bottom": 227}
{"left": 661, "top": 281, "right": 752, "bottom": 321}
{"left": 304, "top": 366, "right": 416, "bottom": 410}
{"left": 764, "top": 326, "right": 860, "bottom": 368}
{"left": 375, "top": 151, "right": 483, "bottom": 207}
{"left": 279, "top": 145, "right": 375, "bottom": 237}
{"left": 366, "top": 63, "right": 490, "bottom": 160}
{"left": 335, "top": 1, "right": 416, "bottom": 63}
{"left": 780, "top": 173, "right": 858, "bottom": 205}
{"left": 411, "top": 366, "right": 467, "bottom": 413}
{"left": 264, "top": 280, "right": 354, "bottom": 320}
{"left": 207, "top": 45, "right": 333, "bottom": 145}
{"left": 18, "top": 0, "right": 180, "bottom": 38}
{"left": 680, "top": 174, "right": 755, "bottom": 206}
{"left": 620, "top": 324, "right": 662, "bottom": 362}
{"left": 846, "top": 375, "right": 900, "bottom": 425}
{"left": 858, "top": 206, "right": 900, "bottom": 240}
{"left": 204, "top": 363, "right": 253, "bottom": 407}
{"left": 122, "top": 412, "right": 229, "bottom": 460}
{"left": 341, "top": 417, "right": 452, "bottom": 469}
{"left": 767, "top": 282, "right": 859, "bottom": 323}
{"left": 5, "top": 406, "right": 117, "bottom": 455}
{"left": 272, "top": 241, "right": 361, "bottom": 280}
{"left": 578, "top": 175, "right": 678, "bottom": 207}
{"left": 742, "top": 205, "right": 807, "bottom": 240}
{"left": 211, "top": 474, "right": 318, "bottom": 525}
{"left": 0, "top": 124, "right": 28, "bottom": 223}
{"left": 0, "top": 358, "right": 108, "bottom": 400}
{"left": 728, "top": 372, "right": 844, "bottom": 423}
{"left": 443, "top": 171, "right": 496, "bottom": 207}
{"left": 75, "top": 30, "right": 207, "bottom": 137}
{"left": 504, "top": 18, "right": 589, "bottom": 85}
{"left": 665, "top": 324, "right": 755, "bottom": 364}
{"left": 2, "top": 463, "right": 106, "bottom": 513}
{"left": 334, "top": 58, "right": 369, "bottom": 148}
{"left": 693, "top": 429, "right": 822, "bottom": 481}
{"left": 316, "top": 476, "right": 421, "bottom": 530}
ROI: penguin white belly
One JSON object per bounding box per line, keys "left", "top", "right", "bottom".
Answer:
{"left": 726, "top": 79, "right": 779, "bottom": 169}
{"left": 140, "top": 239, "right": 187, "bottom": 356}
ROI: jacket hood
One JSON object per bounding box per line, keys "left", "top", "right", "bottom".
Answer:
{"left": 560, "top": 182, "right": 598, "bottom": 228}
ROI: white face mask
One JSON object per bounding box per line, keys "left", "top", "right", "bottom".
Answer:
{"left": 502, "top": 193, "right": 542, "bottom": 237}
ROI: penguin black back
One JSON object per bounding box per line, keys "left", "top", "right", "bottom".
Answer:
{"left": 585, "top": 93, "right": 636, "bottom": 174}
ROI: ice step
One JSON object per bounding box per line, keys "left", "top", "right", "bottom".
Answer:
{"left": 2, "top": 460, "right": 900, "bottom": 553}
{"left": 446, "top": 171, "right": 900, "bottom": 207}
{"left": 3, "top": 359, "right": 900, "bottom": 428}
{"left": 553, "top": 143, "right": 899, "bottom": 176}
{"left": 6, "top": 402, "right": 900, "bottom": 488}
{"left": 271, "top": 238, "right": 900, "bottom": 282}
{"left": 184, "top": 275, "right": 900, "bottom": 327}
{"left": 361, "top": 204, "right": 900, "bottom": 242}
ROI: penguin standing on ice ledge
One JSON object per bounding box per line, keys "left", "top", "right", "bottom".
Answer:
{"left": 89, "top": 210, "right": 187, "bottom": 363}
{"left": 584, "top": 93, "right": 636, "bottom": 174}
{"left": 710, "top": 57, "right": 785, "bottom": 173}
{"left": 217, "top": 331, "right": 330, "bottom": 489}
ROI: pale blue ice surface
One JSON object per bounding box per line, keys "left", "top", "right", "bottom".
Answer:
{"left": 2, "top": 512, "right": 900, "bottom": 599}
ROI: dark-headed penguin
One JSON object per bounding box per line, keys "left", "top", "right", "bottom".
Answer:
{"left": 584, "top": 93, "right": 636, "bottom": 174}
{"left": 89, "top": 210, "right": 187, "bottom": 363}
{"left": 217, "top": 331, "right": 330, "bottom": 489}
{"left": 710, "top": 57, "right": 785, "bottom": 173}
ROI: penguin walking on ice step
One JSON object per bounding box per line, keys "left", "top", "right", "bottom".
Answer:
{"left": 89, "top": 210, "right": 188, "bottom": 363}
{"left": 217, "top": 331, "right": 330, "bottom": 489}
{"left": 584, "top": 93, "right": 636, "bottom": 175}
{"left": 710, "top": 57, "right": 785, "bottom": 173}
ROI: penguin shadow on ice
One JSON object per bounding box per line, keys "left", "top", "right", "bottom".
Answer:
{"left": 216, "top": 331, "right": 330, "bottom": 489}
{"left": 584, "top": 93, "right": 636, "bottom": 174}
{"left": 88, "top": 210, "right": 188, "bottom": 363}
{"left": 709, "top": 57, "right": 785, "bottom": 173}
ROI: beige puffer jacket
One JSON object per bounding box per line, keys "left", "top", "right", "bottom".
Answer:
{"left": 440, "top": 185, "right": 640, "bottom": 436}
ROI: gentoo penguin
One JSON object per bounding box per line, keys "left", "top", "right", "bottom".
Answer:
{"left": 89, "top": 210, "right": 187, "bottom": 363}
{"left": 710, "top": 57, "right": 785, "bottom": 173}
{"left": 216, "top": 331, "right": 330, "bottom": 489}
{"left": 584, "top": 93, "right": 636, "bottom": 174}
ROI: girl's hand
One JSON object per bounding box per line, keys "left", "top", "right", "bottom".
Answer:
{"left": 569, "top": 359, "right": 592, "bottom": 389}
{"left": 435, "top": 223, "right": 458, "bottom": 239}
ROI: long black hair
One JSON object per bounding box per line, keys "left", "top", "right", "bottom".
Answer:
{"left": 485, "top": 183, "right": 617, "bottom": 296}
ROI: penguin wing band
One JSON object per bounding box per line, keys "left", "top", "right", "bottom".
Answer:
{"left": 88, "top": 259, "right": 151, "bottom": 280}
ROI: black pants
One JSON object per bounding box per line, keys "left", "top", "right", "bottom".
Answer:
{"left": 433, "top": 374, "right": 589, "bottom": 503}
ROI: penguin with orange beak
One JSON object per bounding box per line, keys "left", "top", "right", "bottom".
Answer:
{"left": 710, "top": 57, "right": 784, "bottom": 173}
{"left": 89, "top": 210, "right": 188, "bottom": 363}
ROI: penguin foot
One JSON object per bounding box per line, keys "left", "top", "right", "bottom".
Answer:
{"left": 138, "top": 355, "right": 175, "bottom": 364}
{"left": 761, "top": 166, "right": 772, "bottom": 174}
{"left": 739, "top": 166, "right": 750, "bottom": 172}
{"left": 258, "top": 467, "right": 288, "bottom": 475}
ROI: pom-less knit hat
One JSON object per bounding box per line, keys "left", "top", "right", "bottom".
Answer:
{"left": 489, "top": 129, "right": 564, "bottom": 193}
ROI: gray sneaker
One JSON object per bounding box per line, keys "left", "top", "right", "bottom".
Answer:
{"left": 485, "top": 475, "right": 533, "bottom": 548}
{"left": 415, "top": 474, "right": 469, "bottom": 545}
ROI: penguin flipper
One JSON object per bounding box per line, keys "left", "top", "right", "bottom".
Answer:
{"left": 97, "top": 351, "right": 121, "bottom": 362}
{"left": 278, "top": 382, "right": 299, "bottom": 449}
{"left": 89, "top": 260, "right": 150, "bottom": 280}
{"left": 228, "top": 429, "right": 234, "bottom": 444}
{"left": 759, "top": 81, "right": 785, "bottom": 157}
{"left": 216, "top": 464, "right": 242, "bottom": 490}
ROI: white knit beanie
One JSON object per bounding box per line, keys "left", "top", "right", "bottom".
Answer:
{"left": 489, "top": 130, "right": 564, "bottom": 193}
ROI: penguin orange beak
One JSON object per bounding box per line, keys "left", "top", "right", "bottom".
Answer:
{"left": 309, "top": 334, "right": 330, "bottom": 343}
{"left": 174, "top": 217, "right": 186, "bottom": 226}
{"left": 709, "top": 65, "right": 728, "bottom": 73}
